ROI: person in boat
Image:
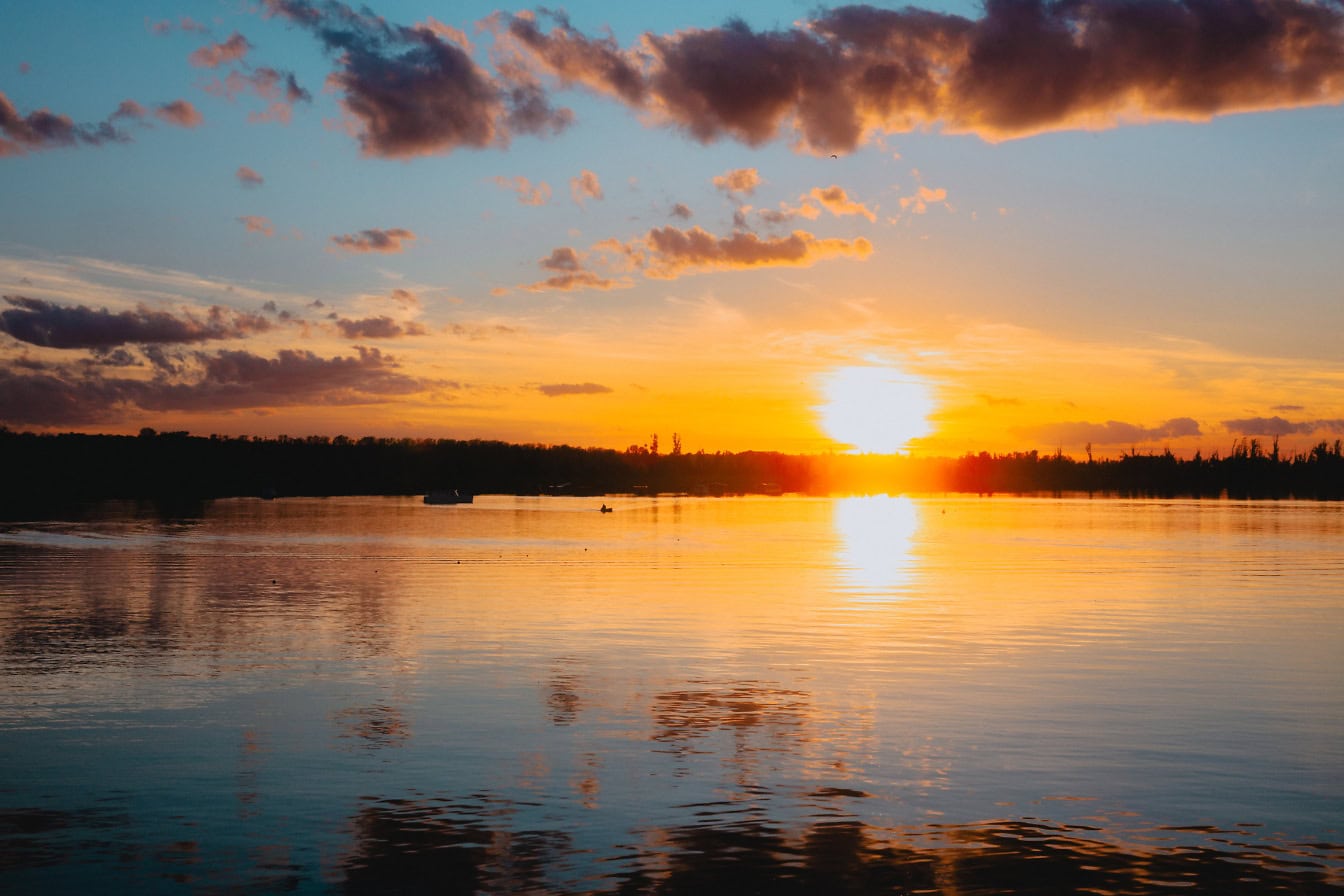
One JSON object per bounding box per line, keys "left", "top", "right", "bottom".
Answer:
{"left": 599, "top": 503, "right": 611, "bottom": 513}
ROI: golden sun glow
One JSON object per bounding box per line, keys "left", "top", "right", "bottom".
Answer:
{"left": 816, "top": 364, "right": 936, "bottom": 453}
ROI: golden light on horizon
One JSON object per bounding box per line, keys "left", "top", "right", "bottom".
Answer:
{"left": 816, "top": 364, "right": 936, "bottom": 454}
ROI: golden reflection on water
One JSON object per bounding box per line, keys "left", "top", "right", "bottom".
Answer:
{"left": 832, "top": 495, "right": 920, "bottom": 597}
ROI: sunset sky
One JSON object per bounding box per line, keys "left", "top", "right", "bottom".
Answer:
{"left": 3, "top": 0, "right": 1342, "bottom": 456}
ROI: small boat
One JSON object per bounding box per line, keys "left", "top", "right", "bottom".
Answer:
{"left": 425, "top": 489, "right": 473, "bottom": 505}
{"left": 599, "top": 503, "right": 613, "bottom": 513}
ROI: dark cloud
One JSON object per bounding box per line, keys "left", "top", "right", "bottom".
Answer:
{"left": 540, "top": 247, "right": 582, "bottom": 271}
{"left": 1030, "top": 417, "right": 1203, "bottom": 446}
{"left": 189, "top": 32, "right": 252, "bottom": 68}
{"left": 155, "top": 100, "right": 203, "bottom": 128}
{"left": 334, "top": 316, "right": 428, "bottom": 338}
{"left": 671, "top": 202, "right": 693, "bottom": 219}
{"left": 1222, "top": 415, "right": 1344, "bottom": 436}
{"left": 0, "top": 346, "right": 436, "bottom": 425}
{"left": 0, "top": 296, "right": 273, "bottom": 349}
{"left": 263, "top": 0, "right": 570, "bottom": 158}
{"left": 1271, "top": 404, "right": 1305, "bottom": 412}
{"left": 497, "top": 0, "right": 1344, "bottom": 150}
{"left": 236, "top": 165, "right": 264, "bottom": 187}
{"left": 634, "top": 225, "right": 873, "bottom": 278}
{"left": 330, "top": 227, "right": 417, "bottom": 254}
{"left": 537, "top": 382, "right": 613, "bottom": 397}
{"left": 1, "top": 90, "right": 130, "bottom": 157}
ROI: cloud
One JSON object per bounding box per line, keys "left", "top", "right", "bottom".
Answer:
{"left": 495, "top": 0, "right": 1344, "bottom": 150}
{"left": 263, "top": 0, "right": 571, "bottom": 158}
{"left": 204, "top": 68, "right": 312, "bottom": 124}
{"left": 1029, "top": 417, "right": 1203, "bottom": 446}
{"left": 238, "top": 215, "right": 275, "bottom": 236}
{"left": 807, "top": 185, "right": 876, "bottom": 221}
{"left": 148, "top": 17, "right": 208, "bottom": 35}
{"left": 112, "top": 100, "right": 148, "bottom": 121}
{"left": 236, "top": 165, "right": 264, "bottom": 187}
{"left": 570, "top": 169, "right": 603, "bottom": 204}
{"left": 713, "top": 168, "right": 761, "bottom": 195}
{"left": 518, "top": 246, "right": 629, "bottom": 292}
{"left": 632, "top": 225, "right": 872, "bottom": 279}
{"left": 521, "top": 271, "right": 626, "bottom": 292}
{"left": 330, "top": 228, "right": 417, "bottom": 254}
{"left": 537, "top": 382, "right": 613, "bottom": 396}
{"left": 155, "top": 100, "right": 203, "bottom": 128}
{"left": 900, "top": 184, "right": 949, "bottom": 215}
{"left": 1, "top": 90, "right": 130, "bottom": 156}
{"left": 189, "top": 32, "right": 251, "bottom": 68}
{"left": 0, "top": 345, "right": 442, "bottom": 425}
{"left": 540, "top": 247, "right": 582, "bottom": 271}
{"left": 0, "top": 295, "right": 273, "bottom": 349}
{"left": 388, "top": 288, "right": 419, "bottom": 308}
{"left": 1222, "top": 415, "right": 1344, "bottom": 436}
{"left": 671, "top": 202, "right": 693, "bottom": 219}
{"left": 491, "top": 175, "right": 551, "bottom": 205}
{"left": 334, "top": 315, "right": 428, "bottom": 339}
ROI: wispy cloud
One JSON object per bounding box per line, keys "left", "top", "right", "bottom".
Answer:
{"left": 1223, "top": 415, "right": 1344, "bottom": 436}
{"left": 330, "top": 228, "right": 417, "bottom": 254}
{"left": 188, "top": 32, "right": 251, "bottom": 68}
{"left": 537, "top": 382, "right": 613, "bottom": 396}
{"left": 236, "top": 165, "right": 264, "bottom": 187}
{"left": 491, "top": 175, "right": 551, "bottom": 205}
{"left": 334, "top": 316, "right": 428, "bottom": 339}
{"left": 238, "top": 215, "right": 275, "bottom": 237}
{"left": 1, "top": 91, "right": 130, "bottom": 156}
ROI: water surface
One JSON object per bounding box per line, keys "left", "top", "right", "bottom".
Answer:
{"left": 1, "top": 495, "right": 1341, "bottom": 893}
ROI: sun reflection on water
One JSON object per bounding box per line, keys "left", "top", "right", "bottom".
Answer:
{"left": 832, "top": 495, "right": 921, "bottom": 598}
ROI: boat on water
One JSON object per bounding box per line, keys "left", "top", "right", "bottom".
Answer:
{"left": 424, "top": 489, "right": 473, "bottom": 505}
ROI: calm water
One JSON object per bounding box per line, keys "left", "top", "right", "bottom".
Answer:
{"left": 1, "top": 495, "right": 1341, "bottom": 894}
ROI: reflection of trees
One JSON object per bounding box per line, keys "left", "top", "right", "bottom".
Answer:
{"left": 651, "top": 681, "right": 811, "bottom": 760}
{"left": 334, "top": 797, "right": 1342, "bottom": 896}
{"left": 546, "top": 659, "right": 583, "bottom": 727}
{"left": 332, "top": 703, "right": 409, "bottom": 750}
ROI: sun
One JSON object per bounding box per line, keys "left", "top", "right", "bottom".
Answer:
{"left": 816, "top": 364, "right": 936, "bottom": 453}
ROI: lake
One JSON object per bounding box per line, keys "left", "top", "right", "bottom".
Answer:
{"left": 1, "top": 495, "right": 1341, "bottom": 894}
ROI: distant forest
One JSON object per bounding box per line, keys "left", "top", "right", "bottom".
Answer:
{"left": 3, "top": 427, "right": 1342, "bottom": 513}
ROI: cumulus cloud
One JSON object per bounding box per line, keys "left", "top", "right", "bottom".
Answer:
{"left": 491, "top": 175, "right": 551, "bottom": 205}
{"left": 263, "top": 0, "right": 571, "bottom": 158}
{"left": 713, "top": 167, "right": 761, "bottom": 195}
{"left": 330, "top": 228, "right": 417, "bottom": 254}
{"left": 1030, "top": 417, "right": 1203, "bottom": 446}
{"left": 570, "top": 169, "right": 603, "bottom": 204}
{"left": 189, "top": 32, "right": 252, "bottom": 68}
{"left": 494, "top": 0, "right": 1344, "bottom": 151}
{"left": 334, "top": 315, "right": 428, "bottom": 339}
{"left": 238, "top": 215, "right": 275, "bottom": 236}
{"left": 630, "top": 225, "right": 872, "bottom": 278}
{"left": 808, "top": 185, "right": 876, "bottom": 221}
{"left": 236, "top": 165, "right": 264, "bottom": 187}
{"left": 155, "top": 100, "right": 203, "bottom": 128}
{"left": 0, "top": 295, "right": 273, "bottom": 349}
{"left": 520, "top": 246, "right": 627, "bottom": 292}
{"left": 537, "top": 382, "right": 613, "bottom": 396}
{"left": 1223, "top": 415, "right": 1344, "bottom": 436}
{"left": 1, "top": 90, "right": 130, "bottom": 156}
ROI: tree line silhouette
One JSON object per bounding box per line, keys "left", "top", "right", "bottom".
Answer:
{"left": 2, "top": 428, "right": 1341, "bottom": 514}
